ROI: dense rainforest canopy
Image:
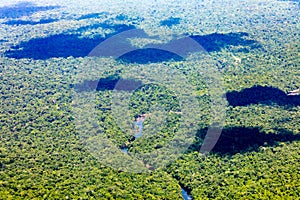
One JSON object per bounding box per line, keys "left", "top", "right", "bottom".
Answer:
{"left": 0, "top": 0, "right": 299, "bottom": 199}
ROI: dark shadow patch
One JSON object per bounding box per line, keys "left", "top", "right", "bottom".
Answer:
{"left": 160, "top": 17, "right": 181, "bottom": 27}
{"left": 226, "top": 85, "right": 300, "bottom": 107}
{"left": 0, "top": 2, "right": 60, "bottom": 19}
{"left": 117, "top": 48, "right": 184, "bottom": 64}
{"left": 3, "top": 18, "right": 59, "bottom": 25}
{"left": 114, "top": 79, "right": 143, "bottom": 92}
{"left": 96, "top": 75, "right": 120, "bottom": 91}
{"left": 77, "top": 12, "right": 108, "bottom": 20}
{"left": 73, "top": 75, "right": 142, "bottom": 92}
{"left": 5, "top": 26, "right": 260, "bottom": 60}
{"left": 88, "top": 31, "right": 260, "bottom": 61}
{"left": 193, "top": 127, "right": 300, "bottom": 155}
{"left": 190, "top": 32, "right": 262, "bottom": 52}
{"left": 4, "top": 23, "right": 135, "bottom": 60}
{"left": 5, "top": 34, "right": 105, "bottom": 60}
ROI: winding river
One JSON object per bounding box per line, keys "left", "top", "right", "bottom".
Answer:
{"left": 120, "top": 147, "right": 192, "bottom": 199}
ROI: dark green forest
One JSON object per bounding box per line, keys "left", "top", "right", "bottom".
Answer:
{"left": 0, "top": 0, "right": 299, "bottom": 199}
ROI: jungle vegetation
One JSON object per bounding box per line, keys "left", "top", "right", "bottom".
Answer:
{"left": 0, "top": 0, "right": 299, "bottom": 199}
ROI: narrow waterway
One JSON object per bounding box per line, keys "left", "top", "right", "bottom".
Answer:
{"left": 121, "top": 147, "right": 128, "bottom": 154}
{"left": 181, "top": 187, "right": 192, "bottom": 200}
{"left": 120, "top": 147, "right": 192, "bottom": 199}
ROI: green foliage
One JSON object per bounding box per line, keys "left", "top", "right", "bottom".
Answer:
{"left": 1, "top": 1, "right": 300, "bottom": 199}
{"left": 167, "top": 141, "right": 300, "bottom": 199}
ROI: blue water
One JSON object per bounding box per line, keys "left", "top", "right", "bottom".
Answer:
{"left": 135, "top": 131, "right": 143, "bottom": 139}
{"left": 181, "top": 187, "right": 192, "bottom": 200}
{"left": 120, "top": 147, "right": 192, "bottom": 199}
{"left": 121, "top": 147, "right": 128, "bottom": 154}
{"left": 135, "top": 119, "right": 144, "bottom": 139}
